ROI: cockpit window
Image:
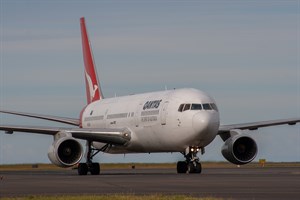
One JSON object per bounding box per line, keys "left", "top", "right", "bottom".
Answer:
{"left": 202, "top": 103, "right": 212, "bottom": 110}
{"left": 183, "top": 104, "right": 191, "bottom": 111}
{"left": 178, "top": 103, "right": 218, "bottom": 112}
{"left": 191, "top": 104, "right": 202, "bottom": 110}
{"left": 178, "top": 104, "right": 184, "bottom": 112}
{"left": 210, "top": 103, "right": 218, "bottom": 111}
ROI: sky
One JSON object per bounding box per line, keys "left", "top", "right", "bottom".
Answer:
{"left": 0, "top": 0, "right": 299, "bottom": 164}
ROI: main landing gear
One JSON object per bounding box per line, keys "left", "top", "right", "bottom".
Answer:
{"left": 177, "top": 146, "right": 203, "bottom": 174}
{"left": 77, "top": 141, "right": 109, "bottom": 175}
{"left": 78, "top": 162, "right": 100, "bottom": 175}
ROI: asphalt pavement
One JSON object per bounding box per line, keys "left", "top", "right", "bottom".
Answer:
{"left": 1, "top": 167, "right": 299, "bottom": 199}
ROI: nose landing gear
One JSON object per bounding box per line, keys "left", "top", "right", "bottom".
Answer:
{"left": 177, "top": 146, "right": 203, "bottom": 174}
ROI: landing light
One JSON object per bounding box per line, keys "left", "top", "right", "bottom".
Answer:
{"left": 189, "top": 146, "right": 200, "bottom": 153}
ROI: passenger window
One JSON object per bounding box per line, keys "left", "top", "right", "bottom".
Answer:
{"left": 183, "top": 104, "right": 191, "bottom": 111}
{"left": 203, "top": 103, "right": 212, "bottom": 110}
{"left": 178, "top": 104, "right": 184, "bottom": 112}
{"left": 191, "top": 104, "right": 202, "bottom": 110}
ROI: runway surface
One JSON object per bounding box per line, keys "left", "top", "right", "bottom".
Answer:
{"left": 1, "top": 167, "right": 300, "bottom": 199}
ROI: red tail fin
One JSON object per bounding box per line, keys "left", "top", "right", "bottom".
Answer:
{"left": 80, "top": 17, "right": 103, "bottom": 104}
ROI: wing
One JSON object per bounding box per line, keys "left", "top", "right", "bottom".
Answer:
{"left": 218, "top": 118, "right": 300, "bottom": 141}
{"left": 0, "top": 110, "right": 131, "bottom": 145}
{"left": 0, "top": 125, "right": 131, "bottom": 145}
{"left": 0, "top": 110, "right": 79, "bottom": 126}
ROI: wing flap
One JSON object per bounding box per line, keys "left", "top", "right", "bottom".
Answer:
{"left": 0, "top": 125, "right": 131, "bottom": 145}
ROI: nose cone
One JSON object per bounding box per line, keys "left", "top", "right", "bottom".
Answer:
{"left": 192, "top": 112, "right": 220, "bottom": 144}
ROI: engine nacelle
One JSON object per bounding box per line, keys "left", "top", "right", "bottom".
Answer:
{"left": 48, "top": 137, "right": 83, "bottom": 167}
{"left": 221, "top": 134, "right": 257, "bottom": 165}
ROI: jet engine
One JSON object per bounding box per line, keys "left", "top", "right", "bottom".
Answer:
{"left": 221, "top": 134, "right": 257, "bottom": 165}
{"left": 48, "top": 137, "right": 83, "bottom": 167}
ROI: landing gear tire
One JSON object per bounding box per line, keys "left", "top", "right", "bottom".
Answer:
{"left": 77, "top": 162, "right": 100, "bottom": 175}
{"left": 178, "top": 146, "right": 204, "bottom": 174}
{"left": 77, "top": 141, "right": 108, "bottom": 175}
{"left": 90, "top": 163, "right": 100, "bottom": 175}
{"left": 177, "top": 161, "right": 188, "bottom": 174}
{"left": 78, "top": 163, "right": 88, "bottom": 175}
{"left": 188, "top": 162, "right": 201, "bottom": 174}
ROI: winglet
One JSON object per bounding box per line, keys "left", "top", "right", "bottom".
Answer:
{"left": 80, "top": 17, "right": 103, "bottom": 104}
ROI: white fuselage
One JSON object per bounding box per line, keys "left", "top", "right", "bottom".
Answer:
{"left": 81, "top": 88, "right": 220, "bottom": 153}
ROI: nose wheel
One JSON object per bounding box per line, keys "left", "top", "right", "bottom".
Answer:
{"left": 177, "top": 146, "right": 203, "bottom": 174}
{"left": 188, "top": 161, "right": 202, "bottom": 173}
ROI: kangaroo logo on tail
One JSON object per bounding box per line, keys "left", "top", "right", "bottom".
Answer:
{"left": 85, "top": 71, "right": 99, "bottom": 102}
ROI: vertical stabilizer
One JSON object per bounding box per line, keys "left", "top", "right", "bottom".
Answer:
{"left": 80, "top": 17, "right": 103, "bottom": 104}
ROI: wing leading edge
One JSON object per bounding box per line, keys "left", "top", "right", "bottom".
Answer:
{"left": 0, "top": 110, "right": 80, "bottom": 126}
{"left": 0, "top": 125, "right": 131, "bottom": 145}
{"left": 218, "top": 118, "right": 300, "bottom": 141}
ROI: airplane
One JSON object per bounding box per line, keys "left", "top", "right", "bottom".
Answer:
{"left": 0, "top": 17, "right": 299, "bottom": 175}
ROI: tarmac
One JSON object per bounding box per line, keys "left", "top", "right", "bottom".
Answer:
{"left": 0, "top": 167, "right": 300, "bottom": 199}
